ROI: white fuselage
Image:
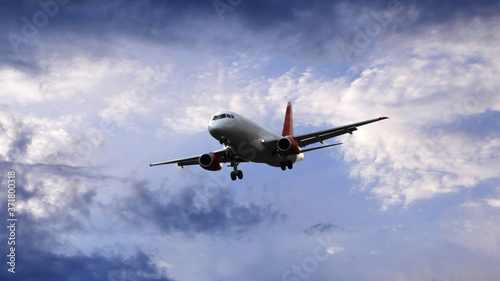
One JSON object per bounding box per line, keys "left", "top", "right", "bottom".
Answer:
{"left": 208, "top": 111, "right": 304, "bottom": 167}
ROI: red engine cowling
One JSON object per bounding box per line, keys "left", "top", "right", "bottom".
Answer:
{"left": 277, "top": 137, "right": 301, "bottom": 155}
{"left": 198, "top": 153, "right": 222, "bottom": 171}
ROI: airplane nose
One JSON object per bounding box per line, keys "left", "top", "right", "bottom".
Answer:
{"left": 209, "top": 121, "right": 223, "bottom": 138}
{"left": 209, "top": 118, "right": 233, "bottom": 139}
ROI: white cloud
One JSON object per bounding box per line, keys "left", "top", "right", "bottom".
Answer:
{"left": 326, "top": 246, "right": 345, "bottom": 255}
{"left": 0, "top": 68, "right": 43, "bottom": 103}
{"left": 331, "top": 18, "right": 500, "bottom": 209}
{"left": 99, "top": 63, "right": 171, "bottom": 128}
{"left": 0, "top": 56, "right": 140, "bottom": 105}
{"left": 0, "top": 106, "right": 106, "bottom": 167}
{"left": 486, "top": 198, "right": 500, "bottom": 208}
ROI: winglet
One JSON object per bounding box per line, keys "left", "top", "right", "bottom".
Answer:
{"left": 281, "top": 101, "right": 294, "bottom": 136}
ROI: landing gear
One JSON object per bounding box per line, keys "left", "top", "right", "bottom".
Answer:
{"left": 231, "top": 169, "right": 243, "bottom": 181}
{"left": 229, "top": 161, "right": 243, "bottom": 181}
{"left": 219, "top": 136, "right": 229, "bottom": 146}
{"left": 280, "top": 160, "right": 293, "bottom": 171}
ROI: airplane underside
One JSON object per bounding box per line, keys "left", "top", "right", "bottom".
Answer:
{"left": 224, "top": 145, "right": 304, "bottom": 181}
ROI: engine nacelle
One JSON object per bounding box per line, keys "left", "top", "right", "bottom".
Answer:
{"left": 198, "top": 153, "right": 222, "bottom": 171}
{"left": 277, "top": 137, "right": 301, "bottom": 155}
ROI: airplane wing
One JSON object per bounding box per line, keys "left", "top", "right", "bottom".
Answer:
{"left": 150, "top": 154, "right": 201, "bottom": 167}
{"left": 149, "top": 147, "right": 247, "bottom": 168}
{"left": 293, "top": 117, "right": 389, "bottom": 147}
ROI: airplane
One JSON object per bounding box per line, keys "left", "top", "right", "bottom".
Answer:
{"left": 150, "top": 101, "right": 388, "bottom": 181}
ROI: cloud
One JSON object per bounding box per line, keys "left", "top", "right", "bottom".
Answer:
{"left": 0, "top": 164, "right": 175, "bottom": 281}
{"left": 7, "top": 121, "right": 34, "bottom": 161}
{"left": 0, "top": 242, "right": 173, "bottom": 281}
{"left": 304, "top": 222, "right": 344, "bottom": 235}
{"left": 0, "top": 117, "right": 176, "bottom": 280}
{"left": 113, "top": 178, "right": 285, "bottom": 237}
{"left": 326, "top": 246, "right": 345, "bottom": 255}
{"left": 486, "top": 198, "right": 500, "bottom": 208}
{"left": 278, "top": 16, "right": 500, "bottom": 209}
{"left": 3, "top": 0, "right": 499, "bottom": 74}
{"left": 0, "top": 106, "right": 90, "bottom": 166}
{"left": 341, "top": 19, "right": 500, "bottom": 208}
{"left": 22, "top": 250, "right": 173, "bottom": 281}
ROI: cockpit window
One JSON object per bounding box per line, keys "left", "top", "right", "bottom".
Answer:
{"left": 212, "top": 113, "right": 235, "bottom": 121}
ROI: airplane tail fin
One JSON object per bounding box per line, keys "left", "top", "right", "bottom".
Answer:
{"left": 281, "top": 101, "right": 294, "bottom": 136}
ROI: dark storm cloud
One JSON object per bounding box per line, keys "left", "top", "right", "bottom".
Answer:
{"left": 0, "top": 165, "right": 173, "bottom": 280}
{"left": 236, "top": 0, "right": 500, "bottom": 25}
{"left": 0, "top": 146, "right": 173, "bottom": 279}
{"left": 2, "top": 0, "right": 499, "bottom": 72}
{"left": 5, "top": 122, "right": 34, "bottom": 162}
{"left": 0, "top": 107, "right": 176, "bottom": 279}
{"left": 1, "top": 162, "right": 105, "bottom": 232}
{"left": 304, "top": 222, "right": 342, "bottom": 235}
{"left": 115, "top": 179, "right": 285, "bottom": 236}
{"left": 0, "top": 105, "right": 109, "bottom": 229}
{"left": 304, "top": 222, "right": 358, "bottom": 235}
{"left": 0, "top": 214, "right": 173, "bottom": 281}
{"left": 1, "top": 249, "right": 173, "bottom": 281}
{"left": 408, "top": 0, "right": 500, "bottom": 24}
{"left": 0, "top": 172, "right": 174, "bottom": 281}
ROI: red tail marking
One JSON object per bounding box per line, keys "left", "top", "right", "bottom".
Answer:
{"left": 281, "top": 101, "right": 294, "bottom": 136}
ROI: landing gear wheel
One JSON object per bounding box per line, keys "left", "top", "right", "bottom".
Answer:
{"left": 286, "top": 160, "right": 293, "bottom": 170}
{"left": 228, "top": 155, "right": 243, "bottom": 181}
{"left": 280, "top": 161, "right": 286, "bottom": 171}
{"left": 230, "top": 170, "right": 243, "bottom": 180}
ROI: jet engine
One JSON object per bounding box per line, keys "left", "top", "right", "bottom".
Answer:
{"left": 198, "top": 153, "right": 222, "bottom": 171}
{"left": 277, "top": 137, "right": 301, "bottom": 155}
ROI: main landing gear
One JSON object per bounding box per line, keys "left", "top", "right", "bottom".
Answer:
{"left": 222, "top": 146, "right": 243, "bottom": 181}
{"left": 280, "top": 160, "right": 293, "bottom": 171}
{"left": 230, "top": 161, "right": 243, "bottom": 181}
{"left": 230, "top": 169, "right": 243, "bottom": 181}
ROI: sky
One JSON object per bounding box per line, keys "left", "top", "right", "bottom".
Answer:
{"left": 0, "top": 0, "right": 500, "bottom": 280}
